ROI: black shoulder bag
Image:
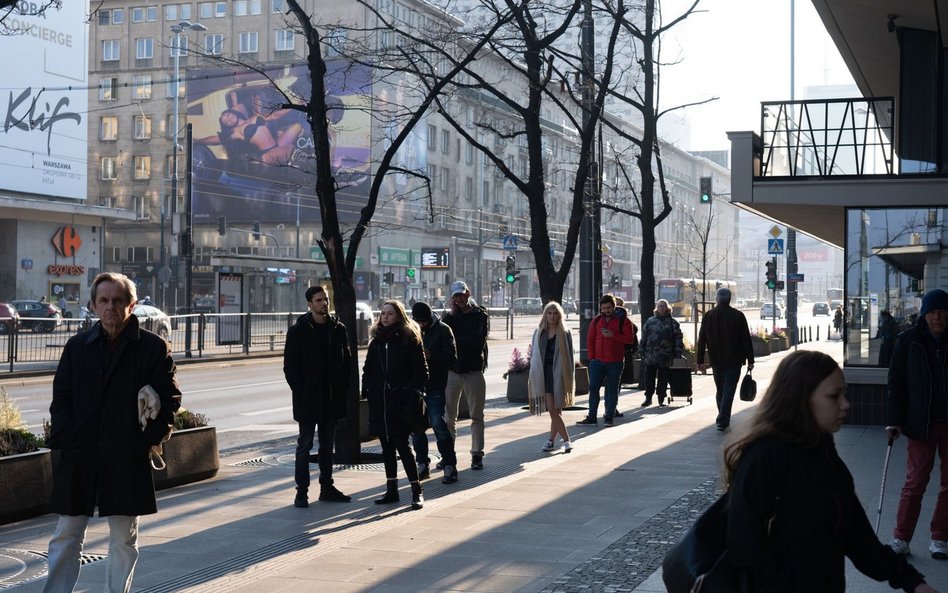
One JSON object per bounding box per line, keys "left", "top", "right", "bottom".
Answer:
{"left": 381, "top": 342, "right": 428, "bottom": 434}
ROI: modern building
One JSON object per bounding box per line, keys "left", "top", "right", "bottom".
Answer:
{"left": 727, "top": 0, "right": 946, "bottom": 424}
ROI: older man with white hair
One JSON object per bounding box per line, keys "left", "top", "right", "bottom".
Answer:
{"left": 696, "top": 287, "right": 754, "bottom": 431}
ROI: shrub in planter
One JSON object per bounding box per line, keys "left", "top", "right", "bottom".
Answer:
{"left": 152, "top": 408, "right": 220, "bottom": 490}
{"left": 0, "top": 386, "right": 52, "bottom": 525}
{"left": 503, "top": 346, "right": 531, "bottom": 403}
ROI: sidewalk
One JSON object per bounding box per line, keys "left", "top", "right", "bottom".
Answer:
{"left": 2, "top": 339, "right": 945, "bottom": 593}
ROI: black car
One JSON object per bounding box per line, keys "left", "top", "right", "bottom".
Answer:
{"left": 11, "top": 300, "right": 62, "bottom": 333}
{"left": 192, "top": 297, "right": 216, "bottom": 314}
{"left": 812, "top": 302, "right": 830, "bottom": 316}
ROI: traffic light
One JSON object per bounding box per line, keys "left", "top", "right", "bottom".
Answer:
{"left": 609, "top": 274, "right": 620, "bottom": 288}
{"left": 765, "top": 259, "right": 777, "bottom": 290}
{"left": 505, "top": 255, "right": 516, "bottom": 283}
{"left": 699, "top": 176, "right": 712, "bottom": 204}
{"left": 383, "top": 272, "right": 394, "bottom": 285}
{"left": 406, "top": 268, "right": 416, "bottom": 282}
{"left": 252, "top": 221, "right": 261, "bottom": 240}
{"left": 217, "top": 216, "right": 226, "bottom": 236}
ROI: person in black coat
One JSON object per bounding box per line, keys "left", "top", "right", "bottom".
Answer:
{"left": 44, "top": 272, "right": 181, "bottom": 593}
{"left": 283, "top": 285, "right": 351, "bottom": 508}
{"left": 362, "top": 300, "right": 429, "bottom": 510}
{"left": 723, "top": 350, "right": 938, "bottom": 593}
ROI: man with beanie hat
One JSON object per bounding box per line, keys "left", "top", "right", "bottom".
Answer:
{"left": 410, "top": 301, "right": 460, "bottom": 484}
{"left": 886, "top": 288, "right": 948, "bottom": 559}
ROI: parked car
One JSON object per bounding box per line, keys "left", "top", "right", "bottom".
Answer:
{"left": 512, "top": 297, "right": 543, "bottom": 315}
{"left": 133, "top": 304, "right": 172, "bottom": 338}
{"left": 829, "top": 299, "right": 843, "bottom": 311}
{"left": 0, "top": 302, "right": 19, "bottom": 334}
{"left": 760, "top": 302, "right": 784, "bottom": 319}
{"left": 192, "top": 297, "right": 216, "bottom": 314}
{"left": 562, "top": 298, "right": 577, "bottom": 315}
{"left": 11, "top": 300, "right": 62, "bottom": 333}
{"left": 812, "top": 302, "right": 830, "bottom": 316}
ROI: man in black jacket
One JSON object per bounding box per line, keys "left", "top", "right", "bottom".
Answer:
{"left": 886, "top": 288, "right": 948, "bottom": 559}
{"left": 411, "top": 302, "right": 460, "bottom": 484}
{"left": 283, "top": 285, "right": 352, "bottom": 507}
{"left": 696, "top": 287, "right": 754, "bottom": 431}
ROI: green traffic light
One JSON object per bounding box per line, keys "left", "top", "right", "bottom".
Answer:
{"left": 700, "top": 193, "right": 710, "bottom": 203}
{"left": 506, "top": 273, "right": 515, "bottom": 283}
{"left": 766, "top": 280, "right": 777, "bottom": 290}
{"left": 407, "top": 268, "right": 415, "bottom": 278}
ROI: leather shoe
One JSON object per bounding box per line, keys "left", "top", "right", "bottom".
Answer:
{"left": 294, "top": 491, "right": 308, "bottom": 508}
{"left": 318, "top": 485, "right": 351, "bottom": 503}
{"left": 442, "top": 465, "right": 458, "bottom": 484}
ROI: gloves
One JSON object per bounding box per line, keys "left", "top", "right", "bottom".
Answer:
{"left": 137, "top": 385, "right": 160, "bottom": 430}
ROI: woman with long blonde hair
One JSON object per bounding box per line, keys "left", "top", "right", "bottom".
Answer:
{"left": 528, "top": 301, "right": 575, "bottom": 453}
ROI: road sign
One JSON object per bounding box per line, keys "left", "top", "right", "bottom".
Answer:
{"left": 767, "top": 238, "right": 784, "bottom": 255}
{"left": 769, "top": 225, "right": 783, "bottom": 238}
{"left": 602, "top": 254, "right": 614, "bottom": 271}
{"left": 788, "top": 273, "right": 805, "bottom": 283}
{"left": 502, "top": 235, "right": 518, "bottom": 250}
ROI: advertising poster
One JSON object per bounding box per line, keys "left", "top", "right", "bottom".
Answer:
{"left": 217, "top": 272, "right": 243, "bottom": 345}
{"left": 0, "top": 3, "right": 88, "bottom": 199}
{"left": 189, "top": 62, "right": 371, "bottom": 224}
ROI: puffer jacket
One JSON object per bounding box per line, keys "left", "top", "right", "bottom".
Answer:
{"left": 887, "top": 317, "right": 948, "bottom": 441}
{"left": 640, "top": 312, "right": 683, "bottom": 368}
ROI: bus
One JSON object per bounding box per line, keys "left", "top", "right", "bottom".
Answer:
{"left": 657, "top": 278, "right": 737, "bottom": 319}
{"left": 826, "top": 288, "right": 843, "bottom": 304}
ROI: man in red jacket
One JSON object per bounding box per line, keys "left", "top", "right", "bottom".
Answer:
{"left": 578, "top": 294, "right": 636, "bottom": 426}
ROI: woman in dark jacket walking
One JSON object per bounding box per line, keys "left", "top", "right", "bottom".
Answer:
{"left": 722, "top": 351, "right": 938, "bottom": 593}
{"left": 362, "top": 300, "right": 429, "bottom": 509}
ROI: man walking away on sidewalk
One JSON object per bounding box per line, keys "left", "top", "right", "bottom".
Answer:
{"left": 411, "top": 301, "right": 460, "bottom": 484}
{"left": 886, "top": 288, "right": 948, "bottom": 559}
{"left": 283, "top": 285, "right": 352, "bottom": 508}
{"left": 578, "top": 294, "right": 635, "bottom": 426}
{"left": 697, "top": 287, "right": 754, "bottom": 431}
{"left": 443, "top": 281, "right": 490, "bottom": 470}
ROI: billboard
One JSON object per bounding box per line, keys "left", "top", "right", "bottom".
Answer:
{"left": 189, "top": 62, "right": 372, "bottom": 224}
{"left": 0, "top": 2, "right": 88, "bottom": 199}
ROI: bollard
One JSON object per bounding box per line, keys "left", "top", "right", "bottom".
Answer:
{"left": 269, "top": 334, "right": 275, "bottom": 352}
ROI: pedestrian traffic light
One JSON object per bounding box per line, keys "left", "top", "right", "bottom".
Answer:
{"left": 217, "top": 216, "right": 226, "bottom": 236}
{"left": 252, "top": 221, "right": 261, "bottom": 240}
{"left": 700, "top": 176, "right": 712, "bottom": 204}
{"left": 505, "top": 255, "right": 516, "bottom": 283}
{"left": 765, "top": 259, "right": 777, "bottom": 290}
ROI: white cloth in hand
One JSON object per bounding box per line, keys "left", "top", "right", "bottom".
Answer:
{"left": 137, "top": 385, "right": 160, "bottom": 430}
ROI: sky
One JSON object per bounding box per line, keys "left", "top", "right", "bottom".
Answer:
{"left": 657, "top": 0, "right": 857, "bottom": 151}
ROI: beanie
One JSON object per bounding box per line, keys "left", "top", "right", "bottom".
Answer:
{"left": 919, "top": 289, "right": 948, "bottom": 317}
{"left": 411, "top": 301, "right": 432, "bottom": 322}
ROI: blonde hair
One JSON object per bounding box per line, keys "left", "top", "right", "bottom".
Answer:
{"left": 371, "top": 300, "right": 422, "bottom": 344}
{"left": 538, "top": 301, "right": 566, "bottom": 333}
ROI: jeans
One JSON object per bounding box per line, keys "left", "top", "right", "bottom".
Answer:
{"left": 712, "top": 365, "right": 742, "bottom": 428}
{"left": 894, "top": 423, "right": 948, "bottom": 542}
{"left": 44, "top": 514, "right": 139, "bottom": 593}
{"left": 642, "top": 365, "right": 669, "bottom": 402}
{"left": 445, "top": 371, "right": 486, "bottom": 457}
{"left": 295, "top": 419, "right": 337, "bottom": 492}
{"left": 587, "top": 359, "right": 623, "bottom": 419}
{"left": 412, "top": 389, "right": 458, "bottom": 468}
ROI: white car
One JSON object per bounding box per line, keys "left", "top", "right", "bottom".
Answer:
{"left": 133, "top": 304, "right": 172, "bottom": 338}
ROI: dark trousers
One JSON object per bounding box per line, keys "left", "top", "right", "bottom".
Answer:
{"left": 712, "top": 365, "right": 742, "bottom": 428}
{"left": 643, "top": 365, "right": 669, "bottom": 403}
{"left": 381, "top": 434, "right": 420, "bottom": 482}
{"left": 295, "top": 419, "right": 336, "bottom": 492}
{"left": 411, "top": 389, "right": 458, "bottom": 468}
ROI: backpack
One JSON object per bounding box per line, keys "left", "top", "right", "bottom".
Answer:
{"left": 615, "top": 308, "right": 639, "bottom": 355}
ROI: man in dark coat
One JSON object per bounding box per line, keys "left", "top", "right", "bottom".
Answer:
{"left": 283, "top": 285, "right": 351, "bottom": 507}
{"left": 886, "top": 288, "right": 948, "bottom": 559}
{"left": 45, "top": 272, "right": 181, "bottom": 593}
{"left": 696, "top": 287, "right": 754, "bottom": 431}
{"left": 410, "top": 301, "right": 460, "bottom": 484}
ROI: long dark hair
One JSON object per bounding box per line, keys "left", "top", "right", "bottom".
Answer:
{"left": 723, "top": 350, "right": 840, "bottom": 489}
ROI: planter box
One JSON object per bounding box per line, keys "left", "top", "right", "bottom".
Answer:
{"left": 153, "top": 426, "right": 220, "bottom": 490}
{"left": 752, "top": 340, "right": 771, "bottom": 357}
{"left": 506, "top": 372, "right": 529, "bottom": 403}
{"left": 0, "top": 448, "right": 52, "bottom": 525}
{"left": 575, "top": 366, "right": 589, "bottom": 396}
{"left": 769, "top": 338, "right": 783, "bottom": 353}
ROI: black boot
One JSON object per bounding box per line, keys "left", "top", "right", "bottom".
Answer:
{"left": 410, "top": 481, "right": 424, "bottom": 510}
{"left": 375, "top": 478, "right": 399, "bottom": 505}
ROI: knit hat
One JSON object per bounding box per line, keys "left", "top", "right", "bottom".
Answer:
{"left": 919, "top": 289, "right": 948, "bottom": 317}
{"left": 411, "top": 301, "right": 432, "bottom": 322}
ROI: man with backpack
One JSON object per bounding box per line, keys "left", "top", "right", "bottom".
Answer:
{"left": 578, "top": 294, "right": 636, "bottom": 426}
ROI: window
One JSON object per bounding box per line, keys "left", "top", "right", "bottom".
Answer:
{"left": 133, "top": 75, "right": 152, "bottom": 99}
{"left": 100, "top": 196, "right": 117, "bottom": 209}
{"left": 272, "top": 0, "right": 285, "bottom": 12}
{"left": 131, "top": 7, "right": 144, "bottom": 22}
{"left": 275, "top": 30, "right": 294, "bottom": 51}
{"left": 482, "top": 180, "right": 489, "bottom": 206}
{"left": 101, "top": 157, "right": 117, "bottom": 180}
{"left": 133, "top": 156, "right": 151, "bottom": 180}
{"left": 99, "top": 9, "right": 123, "bottom": 24}
{"left": 215, "top": 2, "right": 226, "bottom": 17}
{"left": 135, "top": 37, "right": 154, "bottom": 59}
{"left": 426, "top": 164, "right": 437, "bottom": 183}
{"left": 134, "top": 115, "right": 152, "bottom": 140}
{"left": 165, "top": 4, "right": 177, "bottom": 20}
{"left": 134, "top": 196, "right": 150, "bottom": 218}
{"left": 441, "top": 129, "right": 450, "bottom": 153}
{"left": 102, "top": 40, "right": 120, "bottom": 61}
{"left": 166, "top": 155, "right": 181, "bottom": 178}
{"left": 204, "top": 33, "right": 223, "bottom": 55}
{"left": 238, "top": 31, "right": 258, "bottom": 53}
{"left": 165, "top": 114, "right": 175, "bottom": 138}
{"left": 100, "top": 116, "right": 118, "bottom": 141}
{"left": 427, "top": 125, "right": 436, "bottom": 150}
{"left": 147, "top": 5, "right": 157, "bottom": 20}
{"left": 199, "top": 2, "right": 212, "bottom": 18}
{"left": 99, "top": 77, "right": 118, "bottom": 101}
{"left": 169, "top": 35, "right": 188, "bottom": 57}
{"left": 464, "top": 177, "right": 473, "bottom": 199}
{"left": 180, "top": 4, "right": 192, "bottom": 19}
{"left": 440, "top": 167, "right": 449, "bottom": 190}
{"left": 465, "top": 143, "right": 473, "bottom": 164}
{"left": 235, "top": 0, "right": 259, "bottom": 15}
{"left": 166, "top": 76, "right": 185, "bottom": 99}
{"left": 108, "top": 246, "right": 121, "bottom": 263}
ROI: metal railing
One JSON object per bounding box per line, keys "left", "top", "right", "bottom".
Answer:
{"left": 760, "top": 97, "right": 895, "bottom": 177}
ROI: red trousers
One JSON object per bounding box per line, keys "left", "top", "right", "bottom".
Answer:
{"left": 894, "top": 422, "right": 948, "bottom": 542}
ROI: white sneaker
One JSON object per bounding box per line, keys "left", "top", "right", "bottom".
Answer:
{"left": 888, "top": 538, "right": 910, "bottom": 555}
{"left": 541, "top": 440, "right": 555, "bottom": 452}
{"left": 929, "top": 539, "right": 948, "bottom": 560}
{"left": 563, "top": 441, "right": 573, "bottom": 453}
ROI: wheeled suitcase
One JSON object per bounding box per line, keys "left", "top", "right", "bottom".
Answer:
{"left": 667, "top": 360, "right": 693, "bottom": 405}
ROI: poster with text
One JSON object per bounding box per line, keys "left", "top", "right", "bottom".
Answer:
{"left": 217, "top": 272, "right": 243, "bottom": 345}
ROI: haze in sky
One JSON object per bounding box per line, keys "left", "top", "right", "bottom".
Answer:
{"left": 657, "top": 0, "right": 856, "bottom": 151}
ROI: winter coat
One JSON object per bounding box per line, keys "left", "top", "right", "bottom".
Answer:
{"left": 47, "top": 316, "right": 181, "bottom": 517}
{"left": 283, "top": 313, "right": 351, "bottom": 424}
{"left": 696, "top": 304, "right": 754, "bottom": 368}
{"left": 443, "top": 305, "right": 489, "bottom": 373}
{"left": 586, "top": 313, "right": 635, "bottom": 363}
{"left": 420, "top": 313, "right": 457, "bottom": 391}
{"left": 362, "top": 329, "right": 429, "bottom": 439}
{"left": 887, "top": 318, "right": 948, "bottom": 441}
{"left": 728, "top": 435, "right": 925, "bottom": 593}
{"left": 640, "top": 312, "right": 683, "bottom": 368}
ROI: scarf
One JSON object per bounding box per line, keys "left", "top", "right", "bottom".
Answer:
{"left": 527, "top": 327, "right": 575, "bottom": 415}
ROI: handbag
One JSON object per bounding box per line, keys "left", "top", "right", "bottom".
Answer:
{"left": 392, "top": 386, "right": 428, "bottom": 434}
{"left": 662, "top": 493, "right": 751, "bottom": 593}
{"left": 739, "top": 371, "right": 757, "bottom": 402}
